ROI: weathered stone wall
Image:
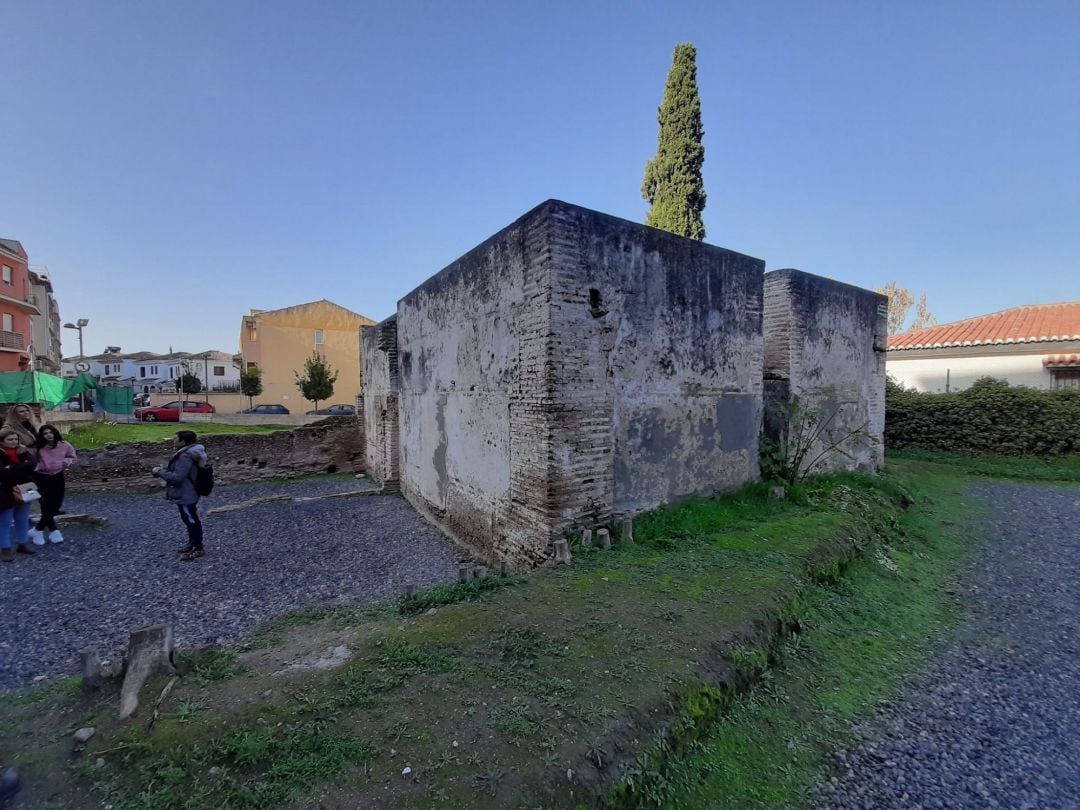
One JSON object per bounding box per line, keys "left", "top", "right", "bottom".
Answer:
{"left": 395, "top": 208, "right": 542, "bottom": 565}
{"left": 361, "top": 317, "right": 401, "bottom": 490}
{"left": 67, "top": 418, "right": 364, "bottom": 493}
{"left": 762, "top": 269, "right": 888, "bottom": 473}
{"left": 394, "top": 200, "right": 765, "bottom": 568}
{"left": 545, "top": 204, "right": 765, "bottom": 523}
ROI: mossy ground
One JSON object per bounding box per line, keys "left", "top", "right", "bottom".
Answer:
{"left": 3, "top": 453, "right": 1060, "bottom": 809}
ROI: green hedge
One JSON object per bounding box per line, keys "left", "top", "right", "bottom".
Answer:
{"left": 885, "top": 377, "right": 1080, "bottom": 456}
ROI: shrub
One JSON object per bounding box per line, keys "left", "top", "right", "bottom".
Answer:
{"left": 885, "top": 375, "right": 1080, "bottom": 455}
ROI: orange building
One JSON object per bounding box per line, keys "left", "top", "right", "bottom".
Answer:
{"left": 0, "top": 239, "right": 39, "bottom": 372}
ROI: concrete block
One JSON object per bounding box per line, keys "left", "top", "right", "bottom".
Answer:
{"left": 119, "top": 624, "right": 174, "bottom": 720}
{"left": 80, "top": 648, "right": 102, "bottom": 691}
{"left": 596, "top": 529, "right": 611, "bottom": 550}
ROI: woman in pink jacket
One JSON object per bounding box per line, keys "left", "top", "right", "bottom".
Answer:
{"left": 29, "top": 424, "right": 76, "bottom": 545}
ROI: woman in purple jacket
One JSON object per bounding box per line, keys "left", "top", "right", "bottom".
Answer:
{"left": 29, "top": 424, "right": 76, "bottom": 545}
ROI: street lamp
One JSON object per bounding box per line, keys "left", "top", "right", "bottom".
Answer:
{"left": 63, "top": 318, "right": 89, "bottom": 411}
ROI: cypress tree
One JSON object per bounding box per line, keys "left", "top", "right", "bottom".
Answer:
{"left": 641, "top": 43, "right": 707, "bottom": 240}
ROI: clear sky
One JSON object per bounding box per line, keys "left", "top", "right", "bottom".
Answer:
{"left": 2, "top": 0, "right": 1077, "bottom": 357}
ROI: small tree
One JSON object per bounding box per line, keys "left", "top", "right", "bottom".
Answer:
{"left": 240, "top": 366, "right": 263, "bottom": 409}
{"left": 295, "top": 352, "right": 338, "bottom": 413}
{"left": 180, "top": 373, "right": 202, "bottom": 394}
{"left": 642, "top": 42, "right": 707, "bottom": 240}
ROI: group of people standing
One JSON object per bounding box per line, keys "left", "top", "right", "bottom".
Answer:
{"left": 0, "top": 403, "right": 76, "bottom": 563}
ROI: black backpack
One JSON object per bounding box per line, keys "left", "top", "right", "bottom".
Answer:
{"left": 192, "top": 461, "right": 215, "bottom": 497}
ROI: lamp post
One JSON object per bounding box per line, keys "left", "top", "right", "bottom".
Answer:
{"left": 63, "top": 318, "right": 89, "bottom": 412}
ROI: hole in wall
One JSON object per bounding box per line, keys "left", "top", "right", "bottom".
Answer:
{"left": 588, "top": 288, "right": 608, "bottom": 318}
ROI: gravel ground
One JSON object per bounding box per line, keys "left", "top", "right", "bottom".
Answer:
{"left": 817, "top": 483, "right": 1080, "bottom": 809}
{"left": 0, "top": 476, "right": 465, "bottom": 692}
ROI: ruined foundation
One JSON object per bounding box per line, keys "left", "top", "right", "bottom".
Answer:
{"left": 366, "top": 200, "right": 765, "bottom": 568}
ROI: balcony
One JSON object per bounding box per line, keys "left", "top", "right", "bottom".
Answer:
{"left": 0, "top": 330, "right": 25, "bottom": 351}
{"left": 0, "top": 292, "right": 39, "bottom": 314}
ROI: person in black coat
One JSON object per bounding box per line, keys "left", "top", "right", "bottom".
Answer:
{"left": 0, "top": 426, "right": 37, "bottom": 563}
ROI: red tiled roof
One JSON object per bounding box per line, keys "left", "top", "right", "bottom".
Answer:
{"left": 1044, "top": 354, "right": 1080, "bottom": 368}
{"left": 888, "top": 301, "right": 1080, "bottom": 351}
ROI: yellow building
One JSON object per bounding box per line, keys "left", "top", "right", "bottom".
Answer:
{"left": 239, "top": 300, "right": 376, "bottom": 411}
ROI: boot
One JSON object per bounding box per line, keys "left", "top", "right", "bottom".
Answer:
{"left": 0, "top": 548, "right": 13, "bottom": 563}
{"left": 15, "top": 544, "right": 36, "bottom": 555}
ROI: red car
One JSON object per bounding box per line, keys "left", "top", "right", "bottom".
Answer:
{"left": 134, "top": 400, "right": 216, "bottom": 422}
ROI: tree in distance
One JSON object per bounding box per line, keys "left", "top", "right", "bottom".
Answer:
{"left": 179, "top": 373, "right": 202, "bottom": 395}
{"left": 295, "top": 352, "right": 338, "bottom": 413}
{"left": 642, "top": 42, "right": 707, "bottom": 240}
{"left": 878, "top": 282, "right": 938, "bottom": 335}
{"left": 240, "top": 366, "right": 263, "bottom": 409}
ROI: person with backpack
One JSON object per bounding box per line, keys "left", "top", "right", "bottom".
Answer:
{"left": 152, "top": 430, "right": 211, "bottom": 561}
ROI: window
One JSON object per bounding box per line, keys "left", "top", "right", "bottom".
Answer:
{"left": 1052, "top": 369, "right": 1080, "bottom": 390}
{"left": 213, "top": 365, "right": 225, "bottom": 376}
{"left": 1, "top": 314, "right": 11, "bottom": 332}
{"left": 140, "top": 367, "right": 146, "bottom": 378}
{"left": 1, "top": 266, "right": 10, "bottom": 285}
{"left": 315, "top": 330, "right": 324, "bottom": 346}
{"left": 247, "top": 361, "right": 258, "bottom": 370}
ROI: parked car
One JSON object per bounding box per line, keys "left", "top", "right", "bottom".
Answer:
{"left": 133, "top": 400, "right": 216, "bottom": 422}
{"left": 305, "top": 404, "right": 356, "bottom": 416}
{"left": 239, "top": 404, "right": 290, "bottom": 415}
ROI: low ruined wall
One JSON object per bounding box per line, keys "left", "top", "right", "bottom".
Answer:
{"left": 763, "top": 269, "right": 888, "bottom": 473}
{"left": 67, "top": 418, "right": 364, "bottom": 493}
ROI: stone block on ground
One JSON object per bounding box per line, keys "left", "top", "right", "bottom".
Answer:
{"left": 118, "top": 624, "right": 175, "bottom": 720}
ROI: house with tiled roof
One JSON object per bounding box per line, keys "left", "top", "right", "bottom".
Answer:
{"left": 886, "top": 301, "right": 1080, "bottom": 391}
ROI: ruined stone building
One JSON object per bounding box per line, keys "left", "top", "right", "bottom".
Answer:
{"left": 363, "top": 200, "right": 886, "bottom": 568}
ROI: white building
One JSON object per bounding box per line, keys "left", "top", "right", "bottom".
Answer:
{"left": 887, "top": 301, "right": 1080, "bottom": 392}
{"left": 62, "top": 349, "right": 240, "bottom": 393}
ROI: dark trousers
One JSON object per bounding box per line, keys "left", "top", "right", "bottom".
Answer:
{"left": 33, "top": 472, "right": 66, "bottom": 532}
{"left": 177, "top": 503, "right": 203, "bottom": 550}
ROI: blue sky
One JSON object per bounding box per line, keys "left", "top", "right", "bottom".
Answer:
{"left": 2, "top": 1, "right": 1077, "bottom": 356}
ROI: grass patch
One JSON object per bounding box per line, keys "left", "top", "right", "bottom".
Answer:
{"left": 399, "top": 573, "right": 527, "bottom": 615}
{"left": 91, "top": 720, "right": 375, "bottom": 810}
{"left": 0, "top": 676, "right": 79, "bottom": 708}
{"left": 611, "top": 461, "right": 980, "bottom": 808}
{"left": 175, "top": 649, "right": 247, "bottom": 686}
{"left": 66, "top": 421, "right": 289, "bottom": 450}
{"left": 887, "top": 448, "right": 1080, "bottom": 483}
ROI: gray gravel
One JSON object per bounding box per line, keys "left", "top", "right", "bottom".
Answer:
{"left": 0, "top": 476, "right": 465, "bottom": 692}
{"left": 817, "top": 483, "right": 1080, "bottom": 810}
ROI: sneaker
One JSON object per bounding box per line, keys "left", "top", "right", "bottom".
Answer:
{"left": 48, "top": 530, "right": 64, "bottom": 544}
{"left": 29, "top": 529, "right": 46, "bottom": 546}
{"left": 15, "top": 544, "right": 36, "bottom": 555}
{"left": 180, "top": 549, "right": 205, "bottom": 561}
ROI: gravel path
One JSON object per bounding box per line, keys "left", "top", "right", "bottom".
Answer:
{"left": 817, "top": 483, "right": 1080, "bottom": 809}
{"left": 0, "top": 476, "right": 464, "bottom": 692}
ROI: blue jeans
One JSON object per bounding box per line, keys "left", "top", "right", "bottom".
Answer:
{"left": 0, "top": 502, "right": 32, "bottom": 549}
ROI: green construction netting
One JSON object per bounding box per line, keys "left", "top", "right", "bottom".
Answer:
{"left": 0, "top": 371, "right": 98, "bottom": 407}
{"left": 96, "top": 386, "right": 134, "bottom": 415}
